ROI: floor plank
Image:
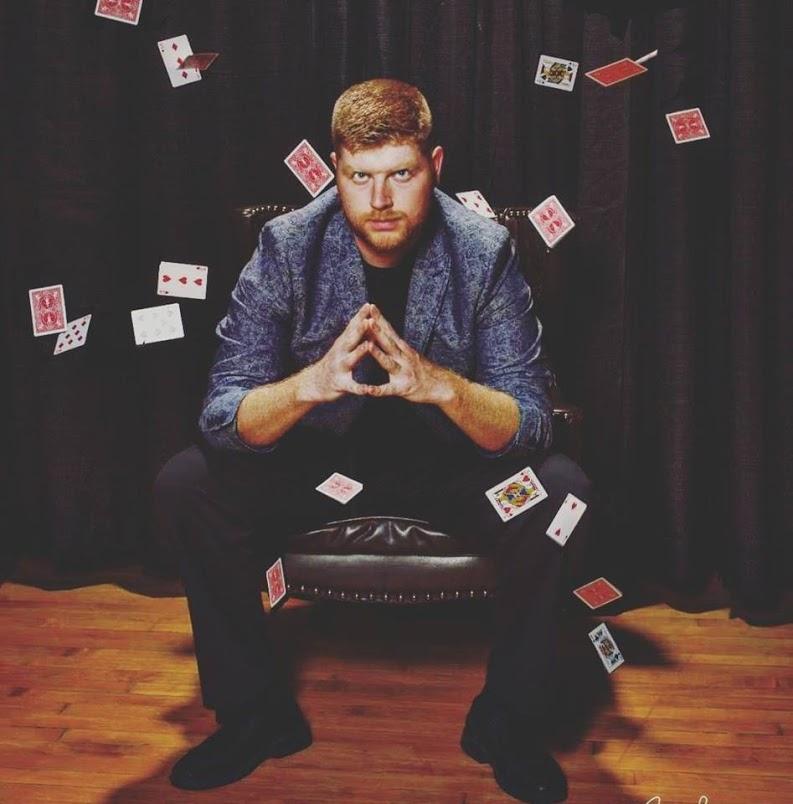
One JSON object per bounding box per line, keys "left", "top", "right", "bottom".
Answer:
{"left": 1, "top": 573, "right": 792, "bottom": 802}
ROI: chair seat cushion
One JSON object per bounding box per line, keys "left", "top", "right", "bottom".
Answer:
{"left": 287, "top": 516, "right": 481, "bottom": 557}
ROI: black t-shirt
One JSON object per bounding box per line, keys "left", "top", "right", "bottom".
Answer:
{"left": 350, "top": 255, "right": 420, "bottom": 460}
{"left": 362, "top": 256, "right": 413, "bottom": 338}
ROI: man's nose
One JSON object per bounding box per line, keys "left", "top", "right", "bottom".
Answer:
{"left": 369, "top": 178, "right": 392, "bottom": 211}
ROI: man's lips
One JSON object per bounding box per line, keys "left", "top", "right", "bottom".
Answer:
{"left": 367, "top": 217, "right": 402, "bottom": 230}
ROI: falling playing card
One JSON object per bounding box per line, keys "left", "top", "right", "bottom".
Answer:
{"left": 157, "top": 262, "right": 208, "bottom": 300}
{"left": 266, "top": 558, "right": 287, "bottom": 610}
{"left": 546, "top": 493, "right": 587, "bottom": 546}
{"left": 589, "top": 623, "right": 624, "bottom": 673}
{"left": 485, "top": 466, "right": 548, "bottom": 523}
{"left": 94, "top": 0, "right": 142, "bottom": 26}
{"left": 585, "top": 57, "right": 647, "bottom": 87}
{"left": 666, "top": 107, "right": 710, "bottom": 144}
{"left": 157, "top": 35, "right": 201, "bottom": 88}
{"left": 284, "top": 139, "right": 334, "bottom": 197}
{"left": 54, "top": 315, "right": 92, "bottom": 355}
{"left": 574, "top": 577, "right": 623, "bottom": 610}
{"left": 529, "top": 195, "right": 575, "bottom": 249}
{"left": 130, "top": 303, "right": 184, "bottom": 345}
{"left": 456, "top": 190, "right": 497, "bottom": 219}
{"left": 180, "top": 52, "right": 219, "bottom": 71}
{"left": 29, "top": 284, "right": 67, "bottom": 337}
{"left": 316, "top": 471, "right": 363, "bottom": 504}
{"left": 534, "top": 55, "right": 579, "bottom": 92}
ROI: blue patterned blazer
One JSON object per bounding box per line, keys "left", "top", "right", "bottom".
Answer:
{"left": 199, "top": 187, "right": 555, "bottom": 457}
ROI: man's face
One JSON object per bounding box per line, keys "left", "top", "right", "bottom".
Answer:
{"left": 331, "top": 141, "right": 444, "bottom": 267}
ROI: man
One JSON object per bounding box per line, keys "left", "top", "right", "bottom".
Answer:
{"left": 154, "top": 78, "right": 591, "bottom": 803}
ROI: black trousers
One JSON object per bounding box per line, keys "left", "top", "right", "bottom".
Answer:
{"left": 153, "top": 419, "right": 591, "bottom": 726}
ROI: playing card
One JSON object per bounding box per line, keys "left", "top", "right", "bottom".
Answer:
{"left": 180, "top": 52, "right": 219, "bottom": 71}
{"left": 529, "top": 195, "right": 575, "bottom": 248}
{"left": 54, "top": 315, "right": 92, "bottom": 355}
{"left": 534, "top": 55, "right": 579, "bottom": 92}
{"left": 316, "top": 471, "right": 363, "bottom": 504}
{"left": 157, "top": 262, "right": 208, "bottom": 300}
{"left": 157, "top": 35, "right": 201, "bottom": 88}
{"left": 665, "top": 107, "right": 711, "bottom": 144}
{"left": 266, "top": 558, "right": 287, "bottom": 610}
{"left": 94, "top": 0, "right": 142, "bottom": 26}
{"left": 29, "top": 284, "right": 67, "bottom": 337}
{"left": 284, "top": 140, "right": 334, "bottom": 197}
{"left": 574, "top": 577, "right": 623, "bottom": 610}
{"left": 485, "top": 466, "right": 548, "bottom": 522}
{"left": 546, "top": 493, "right": 587, "bottom": 546}
{"left": 589, "top": 623, "right": 624, "bottom": 673}
{"left": 585, "top": 57, "right": 647, "bottom": 87}
{"left": 456, "top": 190, "right": 497, "bottom": 219}
{"left": 130, "top": 303, "right": 184, "bottom": 345}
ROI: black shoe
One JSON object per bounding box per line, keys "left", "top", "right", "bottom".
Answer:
{"left": 460, "top": 694, "right": 567, "bottom": 803}
{"left": 170, "top": 700, "right": 312, "bottom": 790}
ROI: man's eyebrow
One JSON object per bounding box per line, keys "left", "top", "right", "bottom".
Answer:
{"left": 345, "top": 161, "right": 419, "bottom": 174}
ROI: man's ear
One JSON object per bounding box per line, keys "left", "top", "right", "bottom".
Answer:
{"left": 430, "top": 146, "right": 444, "bottom": 184}
{"left": 330, "top": 151, "right": 337, "bottom": 171}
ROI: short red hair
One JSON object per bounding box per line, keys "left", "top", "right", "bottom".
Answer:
{"left": 331, "top": 79, "right": 433, "bottom": 154}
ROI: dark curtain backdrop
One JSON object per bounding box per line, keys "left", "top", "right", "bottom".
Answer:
{"left": 1, "top": 1, "right": 790, "bottom": 620}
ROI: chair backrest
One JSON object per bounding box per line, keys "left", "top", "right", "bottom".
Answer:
{"left": 231, "top": 201, "right": 573, "bottom": 366}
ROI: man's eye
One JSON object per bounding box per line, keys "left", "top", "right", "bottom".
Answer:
{"left": 393, "top": 169, "right": 411, "bottom": 180}
{"left": 352, "top": 172, "right": 368, "bottom": 182}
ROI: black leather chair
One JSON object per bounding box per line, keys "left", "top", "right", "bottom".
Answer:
{"left": 231, "top": 202, "right": 583, "bottom": 605}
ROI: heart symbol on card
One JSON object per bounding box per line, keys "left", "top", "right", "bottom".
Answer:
{"left": 162, "top": 275, "right": 171, "bottom": 282}
{"left": 179, "top": 277, "right": 187, "bottom": 284}
{"left": 194, "top": 278, "right": 203, "bottom": 286}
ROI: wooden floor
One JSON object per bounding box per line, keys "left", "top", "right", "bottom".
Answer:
{"left": 1, "top": 566, "right": 793, "bottom": 803}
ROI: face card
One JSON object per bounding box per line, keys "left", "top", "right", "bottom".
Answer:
{"left": 485, "top": 466, "right": 548, "bottom": 522}
{"left": 534, "top": 55, "right": 579, "bottom": 92}
{"left": 157, "top": 35, "right": 202, "bottom": 88}
{"left": 585, "top": 57, "right": 647, "bottom": 87}
{"left": 130, "top": 303, "right": 184, "bottom": 345}
{"left": 574, "top": 577, "right": 623, "bottom": 610}
{"left": 316, "top": 471, "right": 363, "bottom": 504}
{"left": 29, "top": 284, "right": 67, "bottom": 337}
{"left": 529, "top": 194, "right": 575, "bottom": 248}
{"left": 266, "top": 558, "right": 287, "bottom": 610}
{"left": 284, "top": 139, "right": 334, "bottom": 197}
{"left": 456, "top": 190, "right": 497, "bottom": 219}
{"left": 546, "top": 493, "right": 587, "bottom": 546}
{"left": 54, "top": 315, "right": 92, "bottom": 355}
{"left": 180, "top": 52, "right": 219, "bottom": 71}
{"left": 589, "top": 623, "right": 624, "bottom": 673}
{"left": 157, "top": 262, "right": 208, "bottom": 300}
{"left": 666, "top": 107, "right": 710, "bottom": 144}
{"left": 94, "top": 0, "right": 142, "bottom": 26}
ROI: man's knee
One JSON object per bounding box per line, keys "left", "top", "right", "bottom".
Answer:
{"left": 537, "top": 452, "right": 592, "bottom": 502}
{"left": 154, "top": 444, "right": 209, "bottom": 503}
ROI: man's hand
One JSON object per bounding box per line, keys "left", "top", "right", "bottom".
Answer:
{"left": 365, "top": 305, "right": 456, "bottom": 404}
{"left": 296, "top": 303, "right": 374, "bottom": 403}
